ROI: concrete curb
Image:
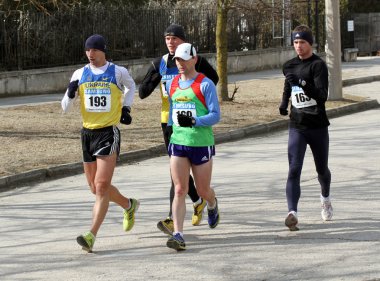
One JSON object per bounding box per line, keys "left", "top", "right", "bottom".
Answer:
{"left": 342, "top": 75, "right": 380, "bottom": 87}
{"left": 0, "top": 145, "right": 168, "bottom": 192}
{"left": 1, "top": 78, "right": 379, "bottom": 191}
{"left": 327, "top": 98, "right": 379, "bottom": 118}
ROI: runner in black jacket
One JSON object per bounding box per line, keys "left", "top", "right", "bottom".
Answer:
{"left": 279, "top": 25, "right": 333, "bottom": 231}
{"left": 139, "top": 24, "right": 219, "bottom": 235}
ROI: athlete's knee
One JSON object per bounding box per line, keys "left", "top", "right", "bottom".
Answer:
{"left": 174, "top": 184, "right": 188, "bottom": 197}
{"left": 94, "top": 180, "right": 111, "bottom": 196}
{"left": 288, "top": 164, "right": 302, "bottom": 179}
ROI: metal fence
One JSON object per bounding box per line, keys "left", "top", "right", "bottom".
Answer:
{"left": 352, "top": 13, "right": 380, "bottom": 55}
{"left": 0, "top": 5, "right": 320, "bottom": 71}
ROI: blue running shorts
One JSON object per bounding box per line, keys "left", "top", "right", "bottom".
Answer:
{"left": 168, "top": 143, "right": 215, "bottom": 165}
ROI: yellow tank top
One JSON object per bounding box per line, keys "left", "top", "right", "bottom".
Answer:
{"left": 79, "top": 63, "right": 122, "bottom": 129}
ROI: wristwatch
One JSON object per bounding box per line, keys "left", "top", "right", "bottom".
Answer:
{"left": 191, "top": 117, "right": 196, "bottom": 126}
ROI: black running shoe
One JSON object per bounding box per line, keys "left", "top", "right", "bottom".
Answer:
{"left": 207, "top": 198, "right": 220, "bottom": 228}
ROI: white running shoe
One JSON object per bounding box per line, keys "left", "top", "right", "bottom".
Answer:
{"left": 321, "top": 196, "right": 333, "bottom": 221}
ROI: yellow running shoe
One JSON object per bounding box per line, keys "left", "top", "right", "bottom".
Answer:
{"left": 76, "top": 231, "right": 95, "bottom": 253}
{"left": 123, "top": 198, "right": 140, "bottom": 232}
{"left": 157, "top": 217, "right": 174, "bottom": 235}
{"left": 192, "top": 199, "right": 207, "bottom": 226}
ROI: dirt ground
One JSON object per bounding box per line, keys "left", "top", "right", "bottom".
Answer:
{"left": 0, "top": 78, "right": 363, "bottom": 177}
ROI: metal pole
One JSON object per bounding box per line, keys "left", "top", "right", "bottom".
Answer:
{"left": 0, "top": 11, "right": 4, "bottom": 70}
{"left": 17, "top": 11, "right": 23, "bottom": 71}
{"left": 308, "top": 0, "right": 312, "bottom": 27}
{"left": 315, "top": 0, "right": 319, "bottom": 52}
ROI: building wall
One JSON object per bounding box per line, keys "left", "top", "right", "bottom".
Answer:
{"left": 0, "top": 47, "right": 295, "bottom": 97}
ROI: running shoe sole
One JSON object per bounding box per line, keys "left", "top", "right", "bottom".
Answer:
{"left": 285, "top": 214, "right": 299, "bottom": 231}
{"left": 157, "top": 221, "right": 173, "bottom": 236}
{"left": 166, "top": 238, "right": 186, "bottom": 251}
{"left": 76, "top": 236, "right": 93, "bottom": 253}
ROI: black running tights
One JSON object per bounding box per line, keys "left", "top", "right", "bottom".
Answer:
{"left": 286, "top": 126, "right": 331, "bottom": 212}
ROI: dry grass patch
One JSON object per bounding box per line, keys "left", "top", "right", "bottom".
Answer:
{"left": 0, "top": 78, "right": 359, "bottom": 177}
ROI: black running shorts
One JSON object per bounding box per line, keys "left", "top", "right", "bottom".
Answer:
{"left": 80, "top": 126, "right": 120, "bottom": 163}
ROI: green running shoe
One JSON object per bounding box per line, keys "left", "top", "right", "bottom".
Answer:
{"left": 76, "top": 231, "right": 95, "bottom": 253}
{"left": 123, "top": 198, "right": 140, "bottom": 231}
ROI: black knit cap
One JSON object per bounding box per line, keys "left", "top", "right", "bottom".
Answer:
{"left": 164, "top": 24, "right": 186, "bottom": 41}
{"left": 85, "top": 34, "right": 106, "bottom": 53}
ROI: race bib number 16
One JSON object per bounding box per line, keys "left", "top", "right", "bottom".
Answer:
{"left": 291, "top": 86, "right": 317, "bottom": 109}
{"left": 84, "top": 88, "right": 111, "bottom": 112}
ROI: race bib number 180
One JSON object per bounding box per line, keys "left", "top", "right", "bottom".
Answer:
{"left": 291, "top": 86, "right": 317, "bottom": 109}
{"left": 84, "top": 88, "right": 111, "bottom": 112}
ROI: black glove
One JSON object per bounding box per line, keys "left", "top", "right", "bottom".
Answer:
{"left": 120, "top": 106, "right": 132, "bottom": 125}
{"left": 177, "top": 113, "right": 193, "bottom": 127}
{"left": 67, "top": 80, "right": 79, "bottom": 99}
{"left": 164, "top": 125, "right": 173, "bottom": 141}
{"left": 279, "top": 99, "right": 289, "bottom": 116}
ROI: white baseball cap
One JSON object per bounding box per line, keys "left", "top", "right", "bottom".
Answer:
{"left": 173, "top": 43, "right": 197, "bottom": 61}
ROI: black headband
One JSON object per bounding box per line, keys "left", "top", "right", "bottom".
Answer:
{"left": 292, "top": 31, "right": 313, "bottom": 45}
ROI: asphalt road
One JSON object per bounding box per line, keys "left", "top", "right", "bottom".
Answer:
{"left": 0, "top": 74, "right": 379, "bottom": 280}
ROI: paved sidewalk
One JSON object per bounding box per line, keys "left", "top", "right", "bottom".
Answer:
{"left": 0, "top": 86, "right": 379, "bottom": 280}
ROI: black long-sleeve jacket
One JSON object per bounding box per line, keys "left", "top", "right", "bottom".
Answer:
{"left": 139, "top": 54, "right": 219, "bottom": 99}
{"left": 282, "top": 53, "right": 330, "bottom": 129}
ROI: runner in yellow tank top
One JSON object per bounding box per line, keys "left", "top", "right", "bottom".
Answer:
{"left": 61, "top": 34, "right": 139, "bottom": 253}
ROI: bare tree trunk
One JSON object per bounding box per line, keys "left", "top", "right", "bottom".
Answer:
{"left": 216, "top": 0, "right": 231, "bottom": 102}
{"left": 325, "top": 0, "right": 342, "bottom": 100}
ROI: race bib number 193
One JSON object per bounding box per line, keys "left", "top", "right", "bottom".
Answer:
{"left": 84, "top": 88, "right": 111, "bottom": 112}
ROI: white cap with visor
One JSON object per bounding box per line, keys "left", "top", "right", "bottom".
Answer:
{"left": 173, "top": 43, "right": 196, "bottom": 61}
